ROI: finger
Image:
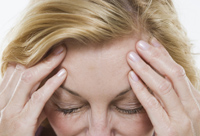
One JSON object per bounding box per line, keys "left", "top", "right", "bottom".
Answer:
{"left": 136, "top": 39, "right": 200, "bottom": 121}
{"left": 7, "top": 46, "right": 66, "bottom": 109}
{"left": 0, "top": 64, "right": 16, "bottom": 110}
{"left": 136, "top": 39, "right": 195, "bottom": 105}
{"left": 127, "top": 51, "right": 184, "bottom": 116}
{"left": 23, "top": 68, "right": 67, "bottom": 123}
{"left": 128, "top": 70, "right": 170, "bottom": 134}
{"left": 187, "top": 79, "right": 200, "bottom": 136}
{"left": 186, "top": 77, "right": 200, "bottom": 124}
{"left": 0, "top": 64, "right": 25, "bottom": 110}
{"left": 36, "top": 110, "right": 47, "bottom": 128}
{"left": 0, "top": 64, "right": 16, "bottom": 92}
{"left": 187, "top": 77, "right": 200, "bottom": 104}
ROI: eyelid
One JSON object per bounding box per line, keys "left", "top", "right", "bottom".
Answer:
{"left": 56, "top": 105, "right": 84, "bottom": 115}
{"left": 115, "top": 105, "right": 144, "bottom": 114}
{"left": 50, "top": 92, "right": 86, "bottom": 106}
{"left": 116, "top": 102, "right": 142, "bottom": 108}
{"left": 56, "top": 103, "right": 84, "bottom": 109}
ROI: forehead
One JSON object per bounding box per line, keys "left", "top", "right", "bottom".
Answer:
{"left": 60, "top": 36, "right": 137, "bottom": 99}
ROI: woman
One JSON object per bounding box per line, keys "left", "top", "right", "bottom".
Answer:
{"left": 0, "top": 0, "right": 200, "bottom": 135}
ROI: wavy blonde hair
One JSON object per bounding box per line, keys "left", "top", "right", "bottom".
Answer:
{"left": 1, "top": 0, "right": 200, "bottom": 90}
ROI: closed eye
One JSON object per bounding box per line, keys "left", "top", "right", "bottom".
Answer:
{"left": 115, "top": 106, "right": 144, "bottom": 114}
{"left": 56, "top": 105, "right": 84, "bottom": 115}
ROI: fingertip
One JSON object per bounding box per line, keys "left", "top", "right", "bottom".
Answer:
{"left": 138, "top": 40, "right": 152, "bottom": 51}
{"left": 53, "top": 46, "right": 64, "bottom": 55}
{"left": 57, "top": 68, "right": 67, "bottom": 77}
{"left": 16, "top": 63, "right": 26, "bottom": 70}
{"left": 52, "top": 44, "right": 67, "bottom": 56}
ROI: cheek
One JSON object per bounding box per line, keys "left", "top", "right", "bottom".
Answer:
{"left": 114, "top": 113, "right": 153, "bottom": 135}
{"left": 44, "top": 106, "right": 87, "bottom": 136}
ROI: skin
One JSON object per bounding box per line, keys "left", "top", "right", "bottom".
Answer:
{"left": 0, "top": 35, "right": 199, "bottom": 136}
{"left": 44, "top": 36, "right": 154, "bottom": 136}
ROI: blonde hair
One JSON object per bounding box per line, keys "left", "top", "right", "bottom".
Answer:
{"left": 1, "top": 0, "right": 200, "bottom": 90}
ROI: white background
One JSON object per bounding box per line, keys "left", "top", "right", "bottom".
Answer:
{"left": 0, "top": 0, "right": 200, "bottom": 70}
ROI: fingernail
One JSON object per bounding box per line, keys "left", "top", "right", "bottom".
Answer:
{"left": 128, "top": 52, "right": 140, "bottom": 62}
{"left": 138, "top": 41, "right": 150, "bottom": 50}
{"left": 16, "top": 64, "right": 25, "bottom": 70}
{"left": 130, "top": 71, "right": 139, "bottom": 81}
{"left": 54, "top": 46, "right": 64, "bottom": 55}
{"left": 151, "top": 38, "right": 161, "bottom": 47}
{"left": 57, "top": 69, "right": 66, "bottom": 77}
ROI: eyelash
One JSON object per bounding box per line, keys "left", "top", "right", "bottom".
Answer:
{"left": 115, "top": 106, "right": 144, "bottom": 114}
{"left": 56, "top": 106, "right": 83, "bottom": 115}
{"left": 56, "top": 105, "right": 144, "bottom": 115}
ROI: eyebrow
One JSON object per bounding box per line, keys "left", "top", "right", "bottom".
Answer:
{"left": 60, "top": 85, "right": 132, "bottom": 98}
{"left": 115, "top": 86, "right": 132, "bottom": 98}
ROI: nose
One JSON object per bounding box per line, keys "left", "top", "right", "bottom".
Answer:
{"left": 87, "top": 108, "right": 114, "bottom": 136}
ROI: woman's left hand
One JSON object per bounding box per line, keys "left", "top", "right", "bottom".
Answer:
{"left": 127, "top": 38, "right": 200, "bottom": 136}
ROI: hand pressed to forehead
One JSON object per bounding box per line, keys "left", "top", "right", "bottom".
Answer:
{"left": 127, "top": 38, "right": 200, "bottom": 136}
{"left": 0, "top": 46, "right": 67, "bottom": 136}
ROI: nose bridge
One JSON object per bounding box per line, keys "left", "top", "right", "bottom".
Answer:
{"left": 87, "top": 105, "right": 112, "bottom": 136}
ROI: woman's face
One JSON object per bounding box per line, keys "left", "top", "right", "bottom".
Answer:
{"left": 44, "top": 35, "right": 154, "bottom": 136}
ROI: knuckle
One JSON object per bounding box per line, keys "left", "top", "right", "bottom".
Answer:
{"left": 12, "top": 120, "right": 26, "bottom": 130}
{"left": 191, "top": 108, "right": 200, "bottom": 121}
{"left": 171, "top": 64, "right": 186, "bottom": 78}
{"left": 167, "top": 126, "right": 178, "bottom": 136}
{"left": 1, "top": 108, "right": 12, "bottom": 119}
{"left": 15, "top": 64, "right": 26, "bottom": 71}
{"left": 43, "top": 56, "right": 54, "bottom": 68}
{"left": 149, "top": 57, "right": 157, "bottom": 66}
{"left": 140, "top": 63, "right": 151, "bottom": 74}
{"left": 20, "top": 70, "right": 33, "bottom": 83}
{"left": 150, "top": 49, "right": 162, "bottom": 58}
{"left": 31, "top": 91, "right": 43, "bottom": 103}
{"left": 158, "top": 80, "right": 172, "bottom": 95}
{"left": 182, "top": 117, "right": 193, "bottom": 131}
{"left": 137, "top": 83, "right": 147, "bottom": 92}
{"left": 149, "top": 49, "right": 169, "bottom": 65}
{"left": 146, "top": 96, "right": 159, "bottom": 109}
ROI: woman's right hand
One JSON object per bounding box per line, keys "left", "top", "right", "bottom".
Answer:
{"left": 0, "top": 46, "right": 67, "bottom": 136}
